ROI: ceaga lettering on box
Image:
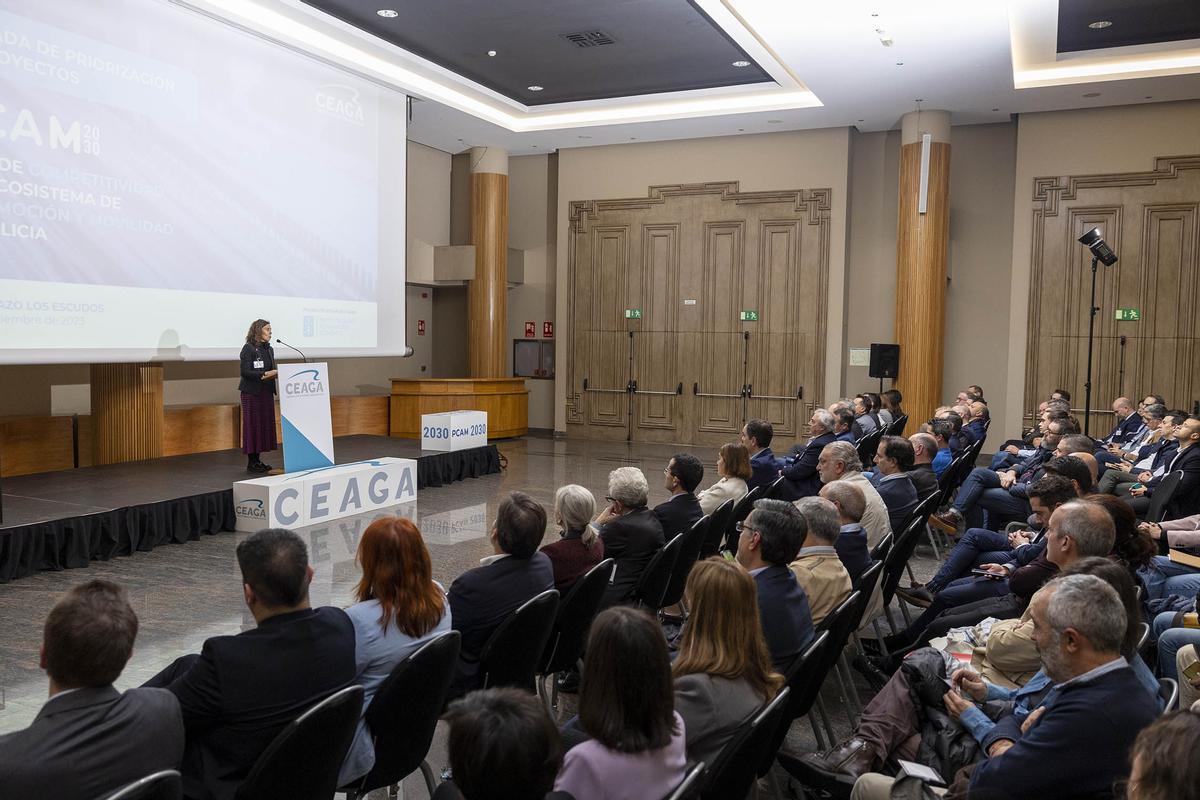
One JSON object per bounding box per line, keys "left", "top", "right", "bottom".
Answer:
{"left": 284, "top": 379, "right": 324, "bottom": 396}
{"left": 272, "top": 469, "right": 415, "bottom": 526}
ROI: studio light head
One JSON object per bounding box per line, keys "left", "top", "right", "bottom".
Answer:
{"left": 1078, "top": 227, "right": 1118, "bottom": 266}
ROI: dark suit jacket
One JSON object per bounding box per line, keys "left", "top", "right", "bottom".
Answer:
{"left": 780, "top": 431, "right": 837, "bottom": 500}
{"left": 598, "top": 507, "right": 665, "bottom": 606}
{"left": 449, "top": 552, "right": 555, "bottom": 694}
{"left": 164, "top": 606, "right": 356, "bottom": 800}
{"left": 871, "top": 473, "right": 919, "bottom": 533}
{"left": 1147, "top": 438, "right": 1179, "bottom": 472}
{"left": 748, "top": 447, "right": 780, "bottom": 492}
{"left": 970, "top": 666, "right": 1157, "bottom": 800}
{"left": 653, "top": 492, "right": 703, "bottom": 539}
{"left": 905, "top": 463, "right": 940, "bottom": 500}
{"left": 1149, "top": 443, "right": 1200, "bottom": 518}
{"left": 1102, "top": 412, "right": 1146, "bottom": 447}
{"left": 963, "top": 419, "right": 987, "bottom": 444}
{"left": 237, "top": 342, "right": 276, "bottom": 395}
{"left": 753, "top": 564, "right": 816, "bottom": 670}
{"left": 835, "top": 431, "right": 856, "bottom": 443}
{"left": 0, "top": 686, "right": 183, "bottom": 800}
{"left": 834, "top": 524, "right": 871, "bottom": 583}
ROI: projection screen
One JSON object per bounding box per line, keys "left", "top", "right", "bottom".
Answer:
{"left": 0, "top": 0, "right": 408, "bottom": 364}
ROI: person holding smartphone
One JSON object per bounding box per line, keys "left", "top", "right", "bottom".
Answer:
{"left": 239, "top": 319, "right": 278, "bottom": 473}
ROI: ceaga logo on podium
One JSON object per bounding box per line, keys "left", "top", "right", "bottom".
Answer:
{"left": 235, "top": 498, "right": 267, "bottom": 520}
{"left": 284, "top": 368, "right": 325, "bottom": 398}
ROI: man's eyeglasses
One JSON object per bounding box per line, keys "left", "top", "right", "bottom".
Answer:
{"left": 735, "top": 521, "right": 758, "bottom": 535}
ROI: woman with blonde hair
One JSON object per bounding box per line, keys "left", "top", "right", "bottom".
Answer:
{"left": 671, "top": 557, "right": 784, "bottom": 765}
{"left": 696, "top": 442, "right": 751, "bottom": 516}
{"left": 340, "top": 516, "right": 452, "bottom": 786}
{"left": 541, "top": 484, "right": 605, "bottom": 593}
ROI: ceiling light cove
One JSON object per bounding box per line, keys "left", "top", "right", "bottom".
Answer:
{"left": 375, "top": 9, "right": 396, "bottom": 18}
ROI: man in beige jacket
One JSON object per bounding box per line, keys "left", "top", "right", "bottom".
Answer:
{"left": 790, "top": 496, "right": 852, "bottom": 625}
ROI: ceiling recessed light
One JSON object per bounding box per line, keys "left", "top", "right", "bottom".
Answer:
{"left": 487, "top": 50, "right": 497, "bottom": 57}
{"left": 992, "top": 107, "right": 1000, "bottom": 112}
{"left": 737, "top": 128, "right": 744, "bottom": 132}
{"left": 1144, "top": 95, "right": 1153, "bottom": 99}
{"left": 732, "top": 60, "right": 751, "bottom": 68}
{"left": 1088, "top": 20, "right": 1112, "bottom": 29}
{"left": 915, "top": 97, "right": 924, "bottom": 102}
{"left": 767, "top": 119, "right": 782, "bottom": 124}
{"left": 1082, "top": 91, "right": 1101, "bottom": 97}
{"left": 376, "top": 9, "right": 398, "bottom": 17}
{"left": 895, "top": 61, "right": 904, "bottom": 66}
{"left": 857, "top": 118, "right": 864, "bottom": 122}
{"left": 527, "top": 85, "right": 544, "bottom": 91}
{"left": 629, "top": 137, "right": 637, "bottom": 140}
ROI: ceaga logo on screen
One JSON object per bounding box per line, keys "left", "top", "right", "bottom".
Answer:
{"left": 284, "top": 368, "right": 325, "bottom": 398}
{"left": 235, "top": 499, "right": 267, "bottom": 520}
{"left": 315, "top": 84, "right": 365, "bottom": 126}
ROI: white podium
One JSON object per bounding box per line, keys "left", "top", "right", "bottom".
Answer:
{"left": 420, "top": 410, "right": 488, "bottom": 451}
{"left": 233, "top": 457, "right": 417, "bottom": 532}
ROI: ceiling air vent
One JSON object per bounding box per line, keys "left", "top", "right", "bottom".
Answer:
{"left": 560, "top": 30, "right": 616, "bottom": 48}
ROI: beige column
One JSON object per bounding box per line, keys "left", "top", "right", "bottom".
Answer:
{"left": 90, "top": 363, "right": 164, "bottom": 464}
{"left": 468, "top": 147, "right": 509, "bottom": 377}
{"left": 894, "top": 111, "right": 951, "bottom": 433}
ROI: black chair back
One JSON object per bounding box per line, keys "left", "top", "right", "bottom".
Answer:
{"left": 701, "top": 687, "right": 791, "bottom": 799}
{"left": 762, "top": 475, "right": 789, "bottom": 501}
{"left": 887, "top": 414, "right": 909, "bottom": 436}
{"left": 539, "top": 559, "right": 615, "bottom": 676}
{"left": 235, "top": 685, "right": 363, "bottom": 800}
{"left": 480, "top": 589, "right": 560, "bottom": 692}
{"left": 661, "top": 518, "right": 709, "bottom": 609}
{"left": 1146, "top": 470, "right": 1184, "bottom": 525}
{"left": 869, "top": 531, "right": 894, "bottom": 562}
{"left": 662, "top": 762, "right": 706, "bottom": 800}
{"left": 722, "top": 486, "right": 762, "bottom": 553}
{"left": 633, "top": 534, "right": 684, "bottom": 610}
{"left": 102, "top": 771, "right": 182, "bottom": 800}
{"left": 755, "top": 631, "right": 829, "bottom": 779}
{"left": 351, "top": 631, "right": 461, "bottom": 793}
{"left": 880, "top": 516, "right": 928, "bottom": 606}
{"left": 850, "top": 560, "right": 885, "bottom": 629}
{"left": 699, "top": 499, "right": 735, "bottom": 559}
{"left": 856, "top": 430, "right": 881, "bottom": 469}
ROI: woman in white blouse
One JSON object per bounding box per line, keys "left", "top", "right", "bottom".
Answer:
{"left": 696, "top": 442, "right": 751, "bottom": 516}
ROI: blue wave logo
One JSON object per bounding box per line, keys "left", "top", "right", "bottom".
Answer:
{"left": 285, "top": 459, "right": 388, "bottom": 481}
{"left": 235, "top": 498, "right": 267, "bottom": 518}
{"left": 292, "top": 369, "right": 320, "bottom": 381}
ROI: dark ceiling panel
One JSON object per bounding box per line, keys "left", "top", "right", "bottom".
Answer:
{"left": 301, "top": 0, "right": 773, "bottom": 105}
{"left": 1058, "top": 0, "right": 1200, "bottom": 53}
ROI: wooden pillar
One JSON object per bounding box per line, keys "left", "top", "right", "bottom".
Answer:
{"left": 894, "top": 111, "right": 951, "bottom": 433}
{"left": 90, "top": 363, "right": 164, "bottom": 464}
{"left": 468, "top": 146, "right": 509, "bottom": 377}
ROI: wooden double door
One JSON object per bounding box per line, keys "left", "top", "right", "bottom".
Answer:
{"left": 565, "top": 182, "right": 832, "bottom": 448}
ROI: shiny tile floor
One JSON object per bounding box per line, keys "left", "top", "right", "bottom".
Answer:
{"left": 0, "top": 436, "right": 939, "bottom": 797}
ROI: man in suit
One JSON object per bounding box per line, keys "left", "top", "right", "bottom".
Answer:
{"left": 851, "top": 394, "right": 879, "bottom": 440}
{"left": 963, "top": 401, "right": 988, "bottom": 444}
{"left": 593, "top": 466, "right": 666, "bottom": 606}
{"left": 1126, "top": 414, "right": 1200, "bottom": 518}
{"left": 833, "top": 407, "right": 857, "bottom": 443}
{"left": 905, "top": 432, "right": 941, "bottom": 500}
{"left": 653, "top": 453, "right": 704, "bottom": 538}
{"left": 1095, "top": 396, "right": 1148, "bottom": 468}
{"left": 450, "top": 491, "right": 556, "bottom": 695}
{"left": 741, "top": 418, "right": 780, "bottom": 492}
{"left": 819, "top": 481, "right": 872, "bottom": 582}
{"left": 1099, "top": 408, "right": 1180, "bottom": 496}
{"left": 868, "top": 436, "right": 919, "bottom": 535}
{"left": 850, "top": 574, "right": 1158, "bottom": 800}
{"left": 735, "top": 498, "right": 815, "bottom": 670}
{"left": 815, "top": 441, "right": 892, "bottom": 550}
{"left": 927, "top": 418, "right": 955, "bottom": 477}
{"left": 0, "top": 580, "right": 183, "bottom": 800}
{"left": 144, "top": 528, "right": 356, "bottom": 800}
{"left": 779, "top": 409, "right": 839, "bottom": 500}
{"left": 790, "top": 497, "right": 853, "bottom": 625}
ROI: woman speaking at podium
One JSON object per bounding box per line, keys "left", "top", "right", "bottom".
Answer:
{"left": 239, "top": 319, "right": 278, "bottom": 473}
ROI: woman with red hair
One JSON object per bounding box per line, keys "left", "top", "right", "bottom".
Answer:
{"left": 339, "top": 516, "right": 451, "bottom": 786}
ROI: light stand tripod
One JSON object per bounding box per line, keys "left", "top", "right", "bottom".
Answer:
{"left": 1083, "top": 255, "right": 1099, "bottom": 437}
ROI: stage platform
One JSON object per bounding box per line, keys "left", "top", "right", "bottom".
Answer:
{"left": 0, "top": 435, "right": 501, "bottom": 583}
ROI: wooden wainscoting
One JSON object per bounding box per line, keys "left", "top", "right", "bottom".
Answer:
{"left": 164, "top": 404, "right": 242, "bottom": 457}
{"left": 0, "top": 416, "right": 75, "bottom": 477}
{"left": 390, "top": 378, "right": 528, "bottom": 439}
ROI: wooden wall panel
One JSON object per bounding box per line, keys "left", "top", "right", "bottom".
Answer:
{"left": 468, "top": 171, "right": 509, "bottom": 377}
{"left": 0, "top": 416, "right": 74, "bottom": 477}
{"left": 698, "top": 221, "right": 746, "bottom": 438}
{"left": 1026, "top": 156, "right": 1200, "bottom": 421}
{"left": 164, "top": 404, "right": 241, "bottom": 457}
{"left": 90, "top": 363, "right": 163, "bottom": 465}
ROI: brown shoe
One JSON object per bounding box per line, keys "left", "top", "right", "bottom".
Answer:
{"left": 895, "top": 585, "right": 935, "bottom": 608}
{"left": 795, "top": 737, "right": 879, "bottom": 780}
{"left": 929, "top": 509, "right": 963, "bottom": 536}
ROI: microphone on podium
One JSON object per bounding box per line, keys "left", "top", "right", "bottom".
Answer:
{"left": 275, "top": 338, "right": 308, "bottom": 363}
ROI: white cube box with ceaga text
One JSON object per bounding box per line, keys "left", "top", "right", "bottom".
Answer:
{"left": 420, "top": 410, "right": 488, "bottom": 451}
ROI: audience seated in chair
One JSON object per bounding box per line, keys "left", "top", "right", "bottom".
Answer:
{"left": 671, "top": 557, "right": 784, "bottom": 766}
{"left": 592, "top": 467, "right": 666, "bottom": 608}
{"left": 0, "top": 580, "right": 183, "bottom": 800}
{"left": 925, "top": 417, "right": 955, "bottom": 478}
{"left": 653, "top": 453, "right": 704, "bottom": 538}
{"left": 339, "top": 516, "right": 452, "bottom": 787}
{"left": 1124, "top": 414, "right": 1200, "bottom": 518}
{"left": 1099, "top": 408, "right": 1181, "bottom": 497}
{"left": 832, "top": 406, "right": 858, "bottom": 443}
{"left": 779, "top": 409, "right": 838, "bottom": 500}
{"left": 815, "top": 441, "right": 891, "bottom": 549}
{"left": 696, "top": 442, "right": 750, "bottom": 516}
{"left": 1150, "top": 600, "right": 1200, "bottom": 690}
{"left": 554, "top": 607, "right": 686, "bottom": 800}
{"left": 1096, "top": 396, "right": 1149, "bottom": 467}
{"left": 905, "top": 432, "right": 941, "bottom": 500}
{"left": 143, "top": 528, "right": 356, "bottom": 800}
{"left": 541, "top": 485, "right": 605, "bottom": 594}
{"left": 790, "top": 496, "right": 853, "bottom": 626}
{"left": 878, "top": 389, "right": 904, "bottom": 431}
{"left": 1139, "top": 510, "right": 1200, "bottom": 601}
{"left": 733, "top": 498, "right": 816, "bottom": 669}
{"left": 851, "top": 393, "right": 880, "bottom": 440}
{"left": 818, "top": 481, "right": 872, "bottom": 583}
{"left": 434, "top": 687, "right": 570, "bottom": 800}
{"left": 867, "top": 436, "right": 920, "bottom": 535}
{"left": 741, "top": 418, "right": 780, "bottom": 492}
{"left": 449, "top": 492, "right": 555, "bottom": 696}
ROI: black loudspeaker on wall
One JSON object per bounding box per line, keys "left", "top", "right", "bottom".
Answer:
{"left": 869, "top": 343, "right": 900, "bottom": 379}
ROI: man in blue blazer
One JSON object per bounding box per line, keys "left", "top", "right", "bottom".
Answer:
{"left": 1126, "top": 415, "right": 1200, "bottom": 518}
{"left": 735, "top": 498, "right": 815, "bottom": 671}
{"left": 868, "top": 436, "right": 919, "bottom": 535}
{"left": 779, "top": 410, "right": 838, "bottom": 501}
{"left": 819, "top": 481, "right": 872, "bottom": 582}
{"left": 742, "top": 418, "right": 781, "bottom": 492}
{"left": 1096, "top": 396, "right": 1147, "bottom": 467}
{"left": 449, "top": 492, "right": 555, "bottom": 696}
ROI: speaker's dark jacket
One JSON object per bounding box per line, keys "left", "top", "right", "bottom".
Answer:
{"left": 238, "top": 342, "right": 277, "bottom": 395}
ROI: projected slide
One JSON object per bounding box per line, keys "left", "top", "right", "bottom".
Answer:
{"left": 0, "top": 0, "right": 407, "bottom": 363}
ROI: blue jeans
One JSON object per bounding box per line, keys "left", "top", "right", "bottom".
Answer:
{"left": 899, "top": 575, "right": 1012, "bottom": 646}
{"left": 1140, "top": 556, "right": 1200, "bottom": 601}
{"left": 1153, "top": 611, "right": 1200, "bottom": 681}
{"left": 977, "top": 489, "right": 1031, "bottom": 531}
{"left": 952, "top": 468, "right": 1003, "bottom": 515}
{"left": 927, "top": 528, "right": 1011, "bottom": 593}
{"left": 989, "top": 452, "right": 1018, "bottom": 470}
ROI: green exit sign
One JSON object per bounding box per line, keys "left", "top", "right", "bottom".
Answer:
{"left": 740, "top": 310, "right": 759, "bottom": 322}
{"left": 624, "top": 308, "right": 642, "bottom": 319}
{"left": 1114, "top": 308, "right": 1141, "bottom": 321}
